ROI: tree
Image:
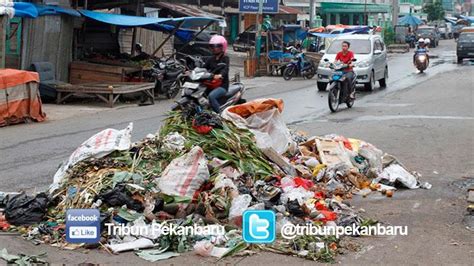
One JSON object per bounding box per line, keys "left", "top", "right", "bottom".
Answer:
{"left": 423, "top": 1, "right": 445, "bottom": 21}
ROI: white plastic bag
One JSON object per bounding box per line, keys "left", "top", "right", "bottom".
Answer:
{"left": 379, "top": 164, "right": 419, "bottom": 189}
{"left": 157, "top": 146, "right": 209, "bottom": 198}
{"left": 106, "top": 238, "right": 154, "bottom": 254}
{"left": 222, "top": 107, "right": 294, "bottom": 155}
{"left": 228, "top": 194, "right": 252, "bottom": 219}
{"left": 50, "top": 123, "right": 133, "bottom": 193}
{"left": 280, "top": 187, "right": 314, "bottom": 205}
{"left": 194, "top": 240, "right": 230, "bottom": 258}
{"left": 162, "top": 132, "right": 186, "bottom": 152}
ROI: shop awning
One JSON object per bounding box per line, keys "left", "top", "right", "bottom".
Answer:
{"left": 79, "top": 10, "right": 220, "bottom": 41}
{"left": 397, "top": 15, "right": 423, "bottom": 26}
{"left": 13, "top": 2, "right": 80, "bottom": 18}
{"left": 320, "top": 2, "right": 390, "bottom": 14}
{"left": 79, "top": 10, "right": 220, "bottom": 29}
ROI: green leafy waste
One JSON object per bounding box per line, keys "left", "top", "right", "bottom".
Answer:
{"left": 160, "top": 111, "right": 275, "bottom": 180}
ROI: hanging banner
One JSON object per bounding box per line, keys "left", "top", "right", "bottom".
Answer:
{"left": 239, "top": 0, "right": 279, "bottom": 14}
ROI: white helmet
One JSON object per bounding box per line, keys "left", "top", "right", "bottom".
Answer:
{"left": 418, "top": 38, "right": 425, "bottom": 43}
{"left": 424, "top": 38, "right": 431, "bottom": 44}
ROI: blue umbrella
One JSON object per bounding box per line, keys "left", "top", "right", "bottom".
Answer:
{"left": 398, "top": 15, "right": 423, "bottom": 26}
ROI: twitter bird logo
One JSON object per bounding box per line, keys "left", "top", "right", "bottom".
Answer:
{"left": 243, "top": 210, "right": 276, "bottom": 243}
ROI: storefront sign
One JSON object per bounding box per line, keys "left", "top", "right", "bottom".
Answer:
{"left": 239, "top": 0, "right": 279, "bottom": 14}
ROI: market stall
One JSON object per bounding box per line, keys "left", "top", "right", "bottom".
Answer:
{"left": 0, "top": 69, "right": 46, "bottom": 127}
{"left": 53, "top": 10, "right": 220, "bottom": 106}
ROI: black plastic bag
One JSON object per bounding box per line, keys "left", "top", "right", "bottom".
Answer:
{"left": 97, "top": 184, "right": 144, "bottom": 212}
{"left": 193, "top": 111, "right": 223, "bottom": 128}
{"left": 287, "top": 199, "right": 305, "bottom": 217}
{"left": 5, "top": 192, "right": 50, "bottom": 226}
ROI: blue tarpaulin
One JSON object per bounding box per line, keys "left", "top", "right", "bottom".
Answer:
{"left": 79, "top": 10, "right": 217, "bottom": 41}
{"left": 12, "top": 6, "right": 219, "bottom": 42}
{"left": 36, "top": 5, "right": 81, "bottom": 17}
{"left": 13, "top": 4, "right": 220, "bottom": 30}
{"left": 398, "top": 15, "right": 423, "bottom": 26}
{"left": 14, "top": 3, "right": 80, "bottom": 18}
{"left": 79, "top": 10, "right": 165, "bottom": 27}
{"left": 79, "top": 10, "right": 219, "bottom": 29}
{"left": 13, "top": 3, "right": 38, "bottom": 18}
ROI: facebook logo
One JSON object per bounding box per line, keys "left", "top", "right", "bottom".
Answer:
{"left": 242, "top": 210, "right": 276, "bottom": 243}
{"left": 65, "top": 209, "right": 101, "bottom": 244}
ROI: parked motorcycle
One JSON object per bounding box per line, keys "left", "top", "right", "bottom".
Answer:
{"left": 283, "top": 48, "right": 316, "bottom": 80}
{"left": 151, "top": 58, "right": 185, "bottom": 99}
{"left": 171, "top": 64, "right": 246, "bottom": 113}
{"left": 177, "top": 53, "right": 205, "bottom": 71}
{"left": 326, "top": 59, "right": 357, "bottom": 113}
{"left": 414, "top": 48, "right": 429, "bottom": 73}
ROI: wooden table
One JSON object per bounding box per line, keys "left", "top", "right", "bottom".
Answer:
{"left": 56, "top": 82, "right": 155, "bottom": 108}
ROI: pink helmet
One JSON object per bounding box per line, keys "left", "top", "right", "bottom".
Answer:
{"left": 209, "top": 35, "right": 228, "bottom": 53}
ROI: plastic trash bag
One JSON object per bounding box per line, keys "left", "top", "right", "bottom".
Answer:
{"left": 50, "top": 123, "right": 133, "bottom": 193}
{"left": 359, "top": 144, "right": 383, "bottom": 173}
{"left": 379, "top": 164, "right": 420, "bottom": 189}
{"left": 5, "top": 192, "right": 49, "bottom": 226}
{"left": 97, "top": 184, "right": 144, "bottom": 212}
{"left": 228, "top": 194, "right": 252, "bottom": 219}
{"left": 136, "top": 250, "right": 180, "bottom": 262}
{"left": 157, "top": 146, "right": 210, "bottom": 198}
{"left": 213, "top": 176, "right": 238, "bottom": 191}
{"left": 163, "top": 132, "right": 186, "bottom": 152}
{"left": 194, "top": 240, "right": 230, "bottom": 258}
{"left": 106, "top": 238, "right": 154, "bottom": 254}
{"left": 280, "top": 186, "right": 314, "bottom": 205}
{"left": 222, "top": 99, "right": 295, "bottom": 155}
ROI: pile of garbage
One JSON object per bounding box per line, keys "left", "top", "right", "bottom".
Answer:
{"left": 0, "top": 98, "right": 430, "bottom": 262}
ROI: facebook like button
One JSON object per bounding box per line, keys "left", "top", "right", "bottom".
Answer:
{"left": 242, "top": 210, "right": 276, "bottom": 244}
{"left": 65, "top": 209, "right": 101, "bottom": 244}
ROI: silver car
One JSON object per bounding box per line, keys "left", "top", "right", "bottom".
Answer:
{"left": 316, "top": 34, "right": 388, "bottom": 91}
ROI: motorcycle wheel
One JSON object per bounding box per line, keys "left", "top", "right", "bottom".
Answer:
{"left": 283, "top": 66, "right": 295, "bottom": 80}
{"left": 304, "top": 65, "right": 316, "bottom": 79}
{"left": 328, "top": 85, "right": 340, "bottom": 113}
{"left": 166, "top": 81, "right": 181, "bottom": 99}
{"left": 346, "top": 92, "right": 355, "bottom": 108}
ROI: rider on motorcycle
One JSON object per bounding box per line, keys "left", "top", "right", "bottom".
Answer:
{"left": 334, "top": 41, "right": 355, "bottom": 99}
{"left": 413, "top": 38, "right": 429, "bottom": 65}
{"left": 204, "top": 35, "right": 230, "bottom": 113}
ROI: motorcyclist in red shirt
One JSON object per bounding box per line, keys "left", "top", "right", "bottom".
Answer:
{"left": 335, "top": 41, "right": 355, "bottom": 99}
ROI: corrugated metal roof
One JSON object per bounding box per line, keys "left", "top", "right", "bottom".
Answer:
{"left": 153, "top": 2, "right": 223, "bottom": 19}
{"left": 279, "top": 5, "right": 305, "bottom": 14}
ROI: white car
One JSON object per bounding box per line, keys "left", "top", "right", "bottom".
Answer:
{"left": 316, "top": 34, "right": 388, "bottom": 91}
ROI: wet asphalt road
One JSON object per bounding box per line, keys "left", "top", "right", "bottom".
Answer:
{"left": 0, "top": 39, "right": 467, "bottom": 192}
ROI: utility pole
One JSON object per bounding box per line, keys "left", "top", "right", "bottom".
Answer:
{"left": 364, "top": 0, "right": 368, "bottom": 25}
{"left": 221, "top": 0, "right": 226, "bottom": 36}
{"left": 255, "top": 0, "right": 263, "bottom": 58}
{"left": 309, "top": 0, "right": 315, "bottom": 28}
{"left": 0, "top": 16, "right": 6, "bottom": 69}
{"left": 392, "top": 0, "right": 399, "bottom": 27}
